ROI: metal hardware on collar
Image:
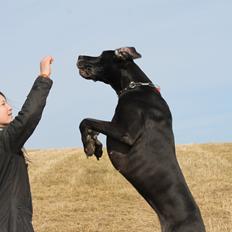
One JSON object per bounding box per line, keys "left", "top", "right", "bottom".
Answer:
{"left": 118, "top": 81, "right": 157, "bottom": 97}
{"left": 128, "top": 81, "right": 137, "bottom": 88}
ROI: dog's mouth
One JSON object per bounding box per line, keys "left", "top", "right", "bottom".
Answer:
{"left": 78, "top": 67, "right": 93, "bottom": 79}
{"left": 77, "top": 58, "right": 95, "bottom": 80}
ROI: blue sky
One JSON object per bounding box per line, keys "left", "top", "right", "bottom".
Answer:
{"left": 0, "top": 0, "right": 231, "bottom": 148}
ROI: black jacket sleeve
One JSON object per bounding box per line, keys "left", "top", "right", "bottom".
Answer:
{"left": 2, "top": 76, "right": 53, "bottom": 152}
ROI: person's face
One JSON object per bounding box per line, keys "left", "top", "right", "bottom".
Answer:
{"left": 0, "top": 94, "right": 13, "bottom": 127}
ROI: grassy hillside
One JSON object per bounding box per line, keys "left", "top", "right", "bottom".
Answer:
{"left": 28, "top": 143, "right": 232, "bottom": 232}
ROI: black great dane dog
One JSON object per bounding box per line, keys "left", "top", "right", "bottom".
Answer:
{"left": 77, "top": 47, "right": 205, "bottom": 232}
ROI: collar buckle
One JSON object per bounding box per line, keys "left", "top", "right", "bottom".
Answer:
{"left": 128, "top": 81, "right": 137, "bottom": 89}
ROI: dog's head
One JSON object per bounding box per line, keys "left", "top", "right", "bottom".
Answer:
{"left": 77, "top": 47, "right": 141, "bottom": 85}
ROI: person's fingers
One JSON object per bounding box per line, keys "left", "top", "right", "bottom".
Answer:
{"left": 50, "top": 57, "right": 54, "bottom": 64}
{"left": 39, "top": 56, "right": 54, "bottom": 77}
{"left": 41, "top": 56, "right": 53, "bottom": 63}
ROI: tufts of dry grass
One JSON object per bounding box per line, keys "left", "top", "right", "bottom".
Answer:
{"left": 28, "top": 143, "right": 232, "bottom": 232}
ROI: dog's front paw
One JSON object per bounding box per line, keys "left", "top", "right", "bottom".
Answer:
{"left": 81, "top": 129, "right": 103, "bottom": 159}
{"left": 94, "top": 139, "right": 103, "bottom": 160}
{"left": 84, "top": 135, "right": 96, "bottom": 156}
{"left": 86, "top": 129, "right": 103, "bottom": 160}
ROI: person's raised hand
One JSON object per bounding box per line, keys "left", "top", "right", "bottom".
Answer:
{"left": 40, "top": 56, "right": 54, "bottom": 78}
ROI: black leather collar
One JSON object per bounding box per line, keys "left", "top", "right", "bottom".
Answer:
{"left": 118, "top": 81, "right": 157, "bottom": 97}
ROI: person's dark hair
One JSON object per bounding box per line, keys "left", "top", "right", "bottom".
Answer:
{"left": 0, "top": 91, "right": 30, "bottom": 163}
{"left": 0, "top": 91, "right": 6, "bottom": 99}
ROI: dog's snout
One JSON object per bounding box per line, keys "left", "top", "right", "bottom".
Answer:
{"left": 78, "top": 55, "right": 85, "bottom": 61}
{"left": 77, "top": 56, "right": 86, "bottom": 68}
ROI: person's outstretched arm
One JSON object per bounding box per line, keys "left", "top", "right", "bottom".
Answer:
{"left": 3, "top": 56, "right": 54, "bottom": 151}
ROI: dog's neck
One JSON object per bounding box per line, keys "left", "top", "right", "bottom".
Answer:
{"left": 122, "top": 62, "right": 151, "bottom": 84}
{"left": 114, "top": 62, "right": 154, "bottom": 96}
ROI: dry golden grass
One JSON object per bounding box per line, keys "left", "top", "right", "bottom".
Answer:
{"left": 28, "top": 143, "right": 232, "bottom": 232}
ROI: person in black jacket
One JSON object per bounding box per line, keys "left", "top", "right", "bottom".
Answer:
{"left": 0, "top": 56, "right": 54, "bottom": 232}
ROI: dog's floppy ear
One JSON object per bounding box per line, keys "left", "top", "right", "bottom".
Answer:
{"left": 115, "top": 47, "right": 142, "bottom": 60}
